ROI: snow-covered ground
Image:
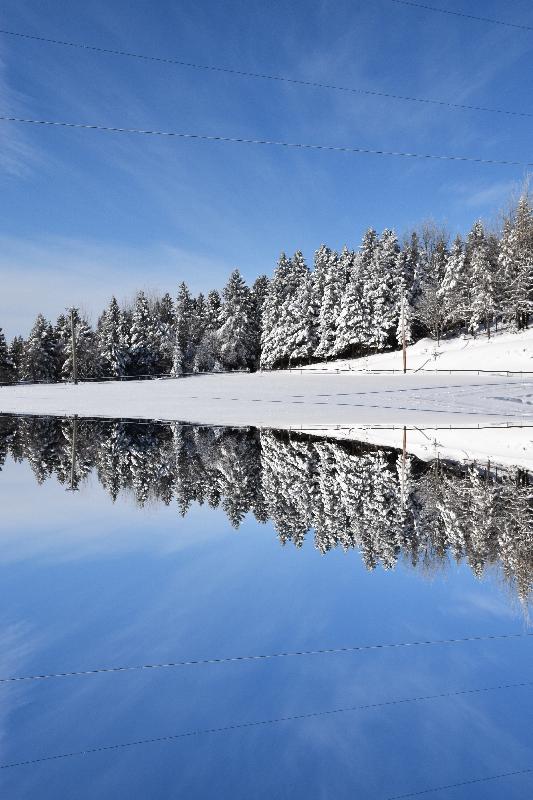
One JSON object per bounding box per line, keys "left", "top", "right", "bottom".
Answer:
{"left": 298, "top": 326, "right": 533, "bottom": 374}
{"left": 1, "top": 370, "right": 533, "bottom": 468}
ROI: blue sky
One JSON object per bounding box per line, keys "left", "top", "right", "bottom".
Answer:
{"left": 1, "top": 0, "right": 532, "bottom": 337}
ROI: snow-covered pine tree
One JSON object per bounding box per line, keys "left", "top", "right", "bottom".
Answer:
{"left": 399, "top": 232, "right": 423, "bottom": 306}
{"left": 217, "top": 269, "right": 253, "bottom": 370}
{"left": 0, "top": 328, "right": 15, "bottom": 383}
{"left": 191, "top": 292, "right": 207, "bottom": 353}
{"left": 250, "top": 275, "right": 269, "bottom": 369}
{"left": 260, "top": 252, "right": 293, "bottom": 369}
{"left": 467, "top": 221, "right": 496, "bottom": 337}
{"left": 8, "top": 336, "right": 24, "bottom": 381}
{"left": 311, "top": 244, "right": 333, "bottom": 309}
{"left": 356, "top": 228, "right": 380, "bottom": 352}
{"left": 155, "top": 292, "right": 175, "bottom": 373}
{"left": 191, "top": 289, "right": 222, "bottom": 373}
{"left": 128, "top": 292, "right": 160, "bottom": 375}
{"left": 98, "top": 296, "right": 128, "bottom": 377}
{"left": 367, "top": 229, "right": 399, "bottom": 351}
{"left": 172, "top": 282, "right": 195, "bottom": 374}
{"left": 334, "top": 250, "right": 370, "bottom": 358}
{"left": 439, "top": 234, "right": 469, "bottom": 333}
{"left": 499, "top": 195, "right": 533, "bottom": 331}
{"left": 205, "top": 289, "right": 221, "bottom": 331}
{"left": 21, "top": 314, "right": 58, "bottom": 382}
{"left": 283, "top": 252, "right": 316, "bottom": 365}
{"left": 314, "top": 248, "right": 347, "bottom": 359}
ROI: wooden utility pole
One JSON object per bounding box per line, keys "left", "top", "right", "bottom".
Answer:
{"left": 70, "top": 308, "right": 78, "bottom": 385}
{"left": 401, "top": 294, "right": 407, "bottom": 374}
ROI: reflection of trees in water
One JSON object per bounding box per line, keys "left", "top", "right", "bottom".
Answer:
{"left": 1, "top": 415, "right": 532, "bottom": 602}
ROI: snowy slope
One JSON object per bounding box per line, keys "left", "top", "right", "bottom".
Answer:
{"left": 298, "top": 327, "right": 533, "bottom": 374}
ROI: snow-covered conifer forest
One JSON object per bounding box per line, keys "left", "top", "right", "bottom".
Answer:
{"left": 1, "top": 415, "right": 531, "bottom": 604}
{"left": 2, "top": 196, "right": 532, "bottom": 383}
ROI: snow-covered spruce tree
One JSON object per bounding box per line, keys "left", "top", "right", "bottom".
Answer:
{"left": 314, "top": 248, "right": 349, "bottom": 359}
{"left": 129, "top": 292, "right": 160, "bottom": 376}
{"left": 398, "top": 231, "right": 423, "bottom": 306}
{"left": 154, "top": 292, "right": 175, "bottom": 373}
{"left": 467, "top": 221, "right": 496, "bottom": 337}
{"left": 194, "top": 289, "right": 223, "bottom": 373}
{"left": 283, "top": 252, "right": 316, "bottom": 365}
{"left": 367, "top": 229, "right": 399, "bottom": 351}
{"left": 311, "top": 244, "right": 334, "bottom": 312}
{"left": 260, "top": 252, "right": 292, "bottom": 369}
{"left": 499, "top": 195, "right": 533, "bottom": 331}
{"left": 172, "top": 282, "right": 195, "bottom": 375}
{"left": 205, "top": 289, "right": 222, "bottom": 331}
{"left": 250, "top": 275, "right": 269, "bottom": 369}
{"left": 21, "top": 314, "right": 58, "bottom": 382}
{"left": 8, "top": 336, "right": 24, "bottom": 381}
{"left": 0, "top": 328, "right": 15, "bottom": 383}
{"left": 217, "top": 269, "right": 254, "bottom": 370}
{"left": 439, "top": 234, "right": 470, "bottom": 333}
{"left": 355, "top": 228, "right": 380, "bottom": 352}
{"left": 334, "top": 250, "right": 371, "bottom": 358}
{"left": 59, "top": 308, "right": 100, "bottom": 381}
{"left": 191, "top": 293, "right": 207, "bottom": 354}
{"left": 261, "top": 252, "right": 316, "bottom": 368}
{"left": 98, "top": 296, "right": 128, "bottom": 377}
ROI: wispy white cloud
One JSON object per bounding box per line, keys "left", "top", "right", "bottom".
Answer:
{"left": 446, "top": 177, "right": 521, "bottom": 210}
{"left": 0, "top": 48, "right": 38, "bottom": 176}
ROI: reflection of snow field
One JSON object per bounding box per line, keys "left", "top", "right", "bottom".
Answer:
{"left": 310, "top": 425, "right": 533, "bottom": 470}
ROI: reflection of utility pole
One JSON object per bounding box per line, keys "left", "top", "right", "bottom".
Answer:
{"left": 401, "top": 294, "right": 407, "bottom": 374}
{"left": 70, "top": 309, "right": 78, "bottom": 385}
{"left": 399, "top": 425, "right": 408, "bottom": 508}
{"left": 68, "top": 414, "right": 78, "bottom": 492}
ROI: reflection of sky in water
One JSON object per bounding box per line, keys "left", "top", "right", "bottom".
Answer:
{"left": 1, "top": 454, "right": 533, "bottom": 798}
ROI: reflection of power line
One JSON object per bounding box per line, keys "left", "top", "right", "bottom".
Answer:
{"left": 2, "top": 679, "right": 533, "bottom": 770}
{"left": 1, "top": 631, "right": 531, "bottom": 684}
{"left": 1, "top": 26, "right": 532, "bottom": 119}
{"left": 2, "top": 115, "right": 533, "bottom": 168}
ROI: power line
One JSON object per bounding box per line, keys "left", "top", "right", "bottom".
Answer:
{"left": 1, "top": 679, "right": 532, "bottom": 769}
{"left": 1, "top": 115, "right": 532, "bottom": 168}
{"left": 385, "top": 766, "right": 533, "bottom": 799}
{"left": 1, "top": 631, "right": 530, "bottom": 685}
{"left": 0, "top": 28, "right": 531, "bottom": 120}
{"left": 390, "top": 0, "right": 533, "bottom": 32}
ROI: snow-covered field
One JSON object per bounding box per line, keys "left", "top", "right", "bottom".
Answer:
{"left": 1, "top": 370, "right": 533, "bottom": 468}
{"left": 299, "top": 326, "right": 533, "bottom": 374}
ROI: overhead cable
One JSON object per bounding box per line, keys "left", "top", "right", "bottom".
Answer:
{"left": 1, "top": 115, "right": 532, "bottom": 168}
{"left": 0, "top": 27, "right": 531, "bottom": 119}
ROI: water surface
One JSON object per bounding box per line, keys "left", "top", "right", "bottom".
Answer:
{"left": 0, "top": 415, "right": 532, "bottom": 799}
